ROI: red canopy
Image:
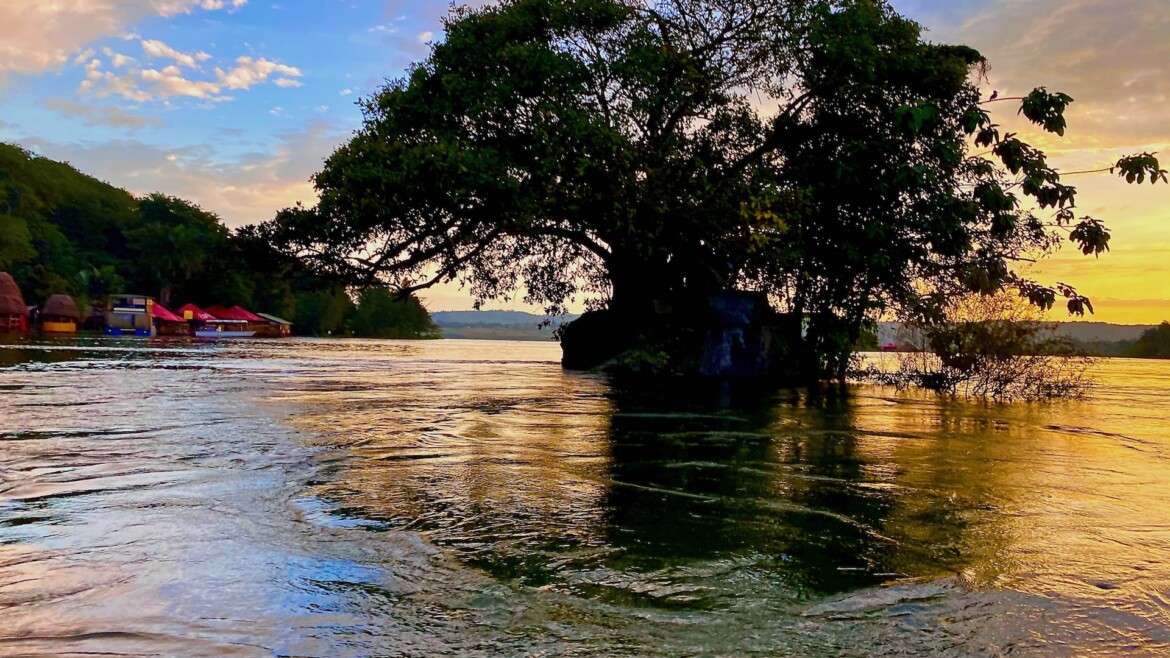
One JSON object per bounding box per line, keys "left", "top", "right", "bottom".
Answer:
{"left": 152, "top": 302, "right": 185, "bottom": 323}
{"left": 177, "top": 303, "right": 216, "bottom": 322}
{"left": 206, "top": 305, "right": 264, "bottom": 322}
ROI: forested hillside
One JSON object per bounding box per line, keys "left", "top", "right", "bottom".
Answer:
{"left": 0, "top": 143, "right": 435, "bottom": 338}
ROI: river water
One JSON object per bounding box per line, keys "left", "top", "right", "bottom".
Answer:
{"left": 0, "top": 337, "right": 1168, "bottom": 656}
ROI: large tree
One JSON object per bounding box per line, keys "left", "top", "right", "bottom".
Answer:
{"left": 262, "top": 0, "right": 1163, "bottom": 375}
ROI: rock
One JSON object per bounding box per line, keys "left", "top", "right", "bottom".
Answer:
{"left": 699, "top": 291, "right": 784, "bottom": 377}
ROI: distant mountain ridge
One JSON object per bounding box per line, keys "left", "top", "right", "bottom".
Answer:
{"left": 431, "top": 310, "right": 578, "bottom": 341}
{"left": 431, "top": 310, "right": 578, "bottom": 327}
{"left": 1046, "top": 322, "right": 1157, "bottom": 343}
{"left": 877, "top": 321, "right": 1156, "bottom": 345}
{"left": 434, "top": 311, "right": 1159, "bottom": 345}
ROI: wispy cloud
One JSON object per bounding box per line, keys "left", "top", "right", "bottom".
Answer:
{"left": 44, "top": 98, "right": 163, "bottom": 129}
{"left": 216, "top": 56, "right": 302, "bottom": 90}
{"left": 140, "top": 39, "right": 210, "bottom": 68}
{"left": 80, "top": 53, "right": 303, "bottom": 102}
{"left": 13, "top": 119, "right": 345, "bottom": 227}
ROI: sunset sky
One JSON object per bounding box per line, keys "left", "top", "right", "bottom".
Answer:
{"left": 1, "top": 0, "right": 1167, "bottom": 322}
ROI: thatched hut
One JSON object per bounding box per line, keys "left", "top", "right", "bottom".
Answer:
{"left": 0, "top": 272, "right": 28, "bottom": 333}
{"left": 41, "top": 294, "right": 81, "bottom": 333}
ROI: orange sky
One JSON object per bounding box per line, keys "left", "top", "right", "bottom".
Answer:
{"left": 420, "top": 1, "right": 1170, "bottom": 323}
{"left": 941, "top": 0, "right": 1170, "bottom": 324}
{"left": 1, "top": 0, "right": 1165, "bottom": 323}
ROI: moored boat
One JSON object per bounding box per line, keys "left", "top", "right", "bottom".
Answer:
{"left": 194, "top": 326, "right": 256, "bottom": 338}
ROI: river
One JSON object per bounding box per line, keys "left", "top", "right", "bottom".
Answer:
{"left": 1, "top": 337, "right": 1168, "bottom": 656}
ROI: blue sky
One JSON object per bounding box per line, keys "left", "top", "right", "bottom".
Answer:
{"left": 1, "top": 1, "right": 1167, "bottom": 318}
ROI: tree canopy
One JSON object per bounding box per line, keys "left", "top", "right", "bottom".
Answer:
{"left": 0, "top": 142, "right": 437, "bottom": 338}
{"left": 1130, "top": 322, "right": 1170, "bottom": 359}
{"left": 257, "top": 0, "right": 1164, "bottom": 374}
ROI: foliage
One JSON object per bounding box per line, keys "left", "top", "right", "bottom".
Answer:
{"left": 0, "top": 142, "right": 436, "bottom": 337}
{"left": 862, "top": 293, "right": 1094, "bottom": 401}
{"left": 350, "top": 288, "right": 441, "bottom": 338}
{"left": 259, "top": 0, "right": 1162, "bottom": 379}
{"left": 291, "top": 288, "right": 353, "bottom": 336}
{"left": 0, "top": 214, "right": 35, "bottom": 270}
{"left": 127, "top": 193, "right": 231, "bottom": 305}
{"left": 1129, "top": 322, "right": 1170, "bottom": 358}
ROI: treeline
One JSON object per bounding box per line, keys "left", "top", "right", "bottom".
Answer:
{"left": 1064, "top": 324, "right": 1170, "bottom": 358}
{"left": 0, "top": 143, "right": 437, "bottom": 338}
{"left": 1128, "top": 323, "right": 1170, "bottom": 358}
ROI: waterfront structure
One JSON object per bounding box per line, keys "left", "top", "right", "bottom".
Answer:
{"left": 192, "top": 304, "right": 258, "bottom": 338}
{"left": 0, "top": 272, "right": 27, "bottom": 334}
{"left": 152, "top": 303, "right": 190, "bottom": 336}
{"left": 177, "top": 303, "right": 217, "bottom": 324}
{"left": 205, "top": 305, "right": 265, "bottom": 337}
{"left": 40, "top": 294, "right": 81, "bottom": 334}
{"left": 255, "top": 312, "right": 293, "bottom": 338}
{"left": 105, "top": 295, "right": 156, "bottom": 337}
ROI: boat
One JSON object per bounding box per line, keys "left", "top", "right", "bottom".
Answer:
{"left": 194, "top": 326, "right": 255, "bottom": 339}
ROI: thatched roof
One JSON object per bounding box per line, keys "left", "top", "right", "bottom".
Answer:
{"left": 42, "top": 294, "right": 80, "bottom": 320}
{"left": 0, "top": 272, "right": 26, "bottom": 316}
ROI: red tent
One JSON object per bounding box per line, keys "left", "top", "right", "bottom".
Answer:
{"left": 152, "top": 302, "right": 185, "bottom": 323}
{"left": 177, "top": 303, "right": 216, "bottom": 322}
{"left": 207, "top": 305, "right": 265, "bottom": 322}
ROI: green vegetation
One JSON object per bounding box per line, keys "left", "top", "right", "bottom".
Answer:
{"left": 1129, "top": 322, "right": 1170, "bottom": 358}
{"left": 0, "top": 143, "right": 436, "bottom": 338}
{"left": 349, "top": 288, "right": 440, "bottom": 339}
{"left": 259, "top": 0, "right": 1164, "bottom": 379}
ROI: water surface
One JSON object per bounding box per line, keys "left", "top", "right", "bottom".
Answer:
{"left": 1, "top": 338, "right": 1168, "bottom": 656}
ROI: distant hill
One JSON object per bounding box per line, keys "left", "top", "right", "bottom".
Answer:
{"left": 1047, "top": 322, "right": 1156, "bottom": 343}
{"left": 431, "top": 310, "right": 578, "bottom": 341}
{"left": 439, "top": 313, "right": 1161, "bottom": 344}
{"left": 875, "top": 320, "right": 1158, "bottom": 356}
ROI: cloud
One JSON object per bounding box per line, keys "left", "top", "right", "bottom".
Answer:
{"left": 80, "top": 53, "right": 302, "bottom": 102}
{"left": 910, "top": 0, "right": 1170, "bottom": 322}
{"left": 417, "top": 31, "right": 434, "bottom": 44}
{"left": 140, "top": 65, "right": 224, "bottom": 99}
{"left": 44, "top": 98, "right": 163, "bottom": 129}
{"left": 916, "top": 0, "right": 1170, "bottom": 151}
{"left": 13, "top": 119, "right": 345, "bottom": 227}
{"left": 339, "top": 88, "right": 353, "bottom": 96}
{"left": 0, "top": 0, "right": 247, "bottom": 79}
{"left": 80, "top": 58, "right": 153, "bottom": 102}
{"left": 107, "top": 51, "right": 137, "bottom": 68}
{"left": 215, "top": 56, "right": 302, "bottom": 90}
{"left": 140, "top": 39, "right": 210, "bottom": 68}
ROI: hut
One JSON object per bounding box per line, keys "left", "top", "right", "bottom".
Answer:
{"left": 254, "top": 312, "right": 293, "bottom": 338}
{"left": 40, "top": 294, "right": 81, "bottom": 333}
{"left": 0, "top": 272, "right": 28, "bottom": 334}
{"left": 184, "top": 303, "right": 253, "bottom": 338}
{"left": 177, "top": 303, "right": 217, "bottom": 324}
{"left": 152, "top": 302, "right": 190, "bottom": 336}
{"left": 207, "top": 305, "right": 266, "bottom": 336}
{"left": 105, "top": 294, "right": 155, "bottom": 337}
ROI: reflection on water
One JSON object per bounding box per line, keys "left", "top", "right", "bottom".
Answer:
{"left": 1, "top": 338, "right": 1169, "bottom": 656}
